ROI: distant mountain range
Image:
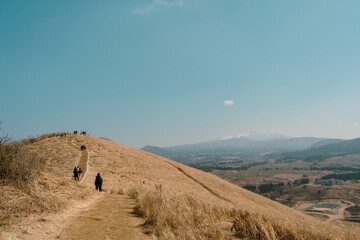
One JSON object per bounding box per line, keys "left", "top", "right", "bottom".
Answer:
{"left": 141, "top": 133, "right": 349, "bottom": 159}
{"left": 276, "top": 138, "right": 360, "bottom": 162}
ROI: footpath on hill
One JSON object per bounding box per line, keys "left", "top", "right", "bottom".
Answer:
{"left": 60, "top": 135, "right": 149, "bottom": 240}
{"left": 58, "top": 193, "right": 148, "bottom": 240}
{"left": 1, "top": 135, "right": 149, "bottom": 240}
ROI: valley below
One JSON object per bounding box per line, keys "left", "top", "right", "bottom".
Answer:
{"left": 186, "top": 155, "right": 360, "bottom": 232}
{"left": 142, "top": 135, "right": 360, "bottom": 233}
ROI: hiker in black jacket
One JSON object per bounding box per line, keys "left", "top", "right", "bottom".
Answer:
{"left": 95, "top": 173, "right": 103, "bottom": 191}
{"left": 73, "top": 167, "right": 79, "bottom": 181}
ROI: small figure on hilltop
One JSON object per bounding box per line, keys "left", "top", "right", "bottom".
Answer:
{"left": 73, "top": 167, "right": 79, "bottom": 181}
{"left": 78, "top": 168, "right": 83, "bottom": 180}
{"left": 81, "top": 145, "right": 86, "bottom": 150}
{"left": 60, "top": 133, "right": 67, "bottom": 138}
{"left": 95, "top": 173, "right": 103, "bottom": 192}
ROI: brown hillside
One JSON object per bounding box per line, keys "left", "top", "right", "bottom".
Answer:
{"left": 1, "top": 134, "right": 358, "bottom": 239}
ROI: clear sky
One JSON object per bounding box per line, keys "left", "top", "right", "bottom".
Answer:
{"left": 1, "top": 0, "right": 360, "bottom": 148}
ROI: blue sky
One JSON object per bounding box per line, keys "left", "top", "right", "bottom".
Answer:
{"left": 1, "top": 0, "right": 360, "bottom": 148}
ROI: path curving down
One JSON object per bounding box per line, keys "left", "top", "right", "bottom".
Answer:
{"left": 66, "top": 135, "right": 90, "bottom": 182}
{"left": 60, "top": 135, "right": 149, "bottom": 240}
{"left": 1, "top": 135, "right": 150, "bottom": 240}
{"left": 58, "top": 194, "right": 148, "bottom": 240}
{"left": 70, "top": 136, "right": 90, "bottom": 182}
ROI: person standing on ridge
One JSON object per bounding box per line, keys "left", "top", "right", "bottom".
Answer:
{"left": 95, "top": 173, "right": 103, "bottom": 192}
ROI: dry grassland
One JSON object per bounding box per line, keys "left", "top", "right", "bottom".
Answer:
{"left": 1, "top": 134, "right": 359, "bottom": 239}
{"left": 73, "top": 135, "right": 358, "bottom": 239}
{"left": 0, "top": 134, "right": 93, "bottom": 227}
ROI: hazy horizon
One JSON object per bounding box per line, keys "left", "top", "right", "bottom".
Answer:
{"left": 146, "top": 132, "right": 352, "bottom": 149}
{"left": 2, "top": 0, "right": 360, "bottom": 148}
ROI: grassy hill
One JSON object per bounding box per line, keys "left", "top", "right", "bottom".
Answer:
{"left": 1, "top": 134, "right": 358, "bottom": 239}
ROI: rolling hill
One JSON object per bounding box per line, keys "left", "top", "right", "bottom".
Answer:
{"left": 276, "top": 137, "right": 360, "bottom": 162}
{"left": 306, "top": 138, "right": 345, "bottom": 149}
{"left": 1, "top": 134, "right": 358, "bottom": 239}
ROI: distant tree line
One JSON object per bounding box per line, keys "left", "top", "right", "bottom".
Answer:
{"left": 310, "top": 166, "right": 360, "bottom": 172}
{"left": 188, "top": 161, "right": 268, "bottom": 172}
{"left": 188, "top": 165, "right": 212, "bottom": 172}
{"left": 276, "top": 154, "right": 350, "bottom": 163}
{"left": 188, "top": 164, "right": 247, "bottom": 172}
{"left": 243, "top": 178, "right": 309, "bottom": 194}
{"left": 244, "top": 182, "right": 285, "bottom": 193}
{"left": 258, "top": 183, "right": 284, "bottom": 193}
{"left": 321, "top": 172, "right": 360, "bottom": 181}
{"left": 293, "top": 178, "right": 309, "bottom": 185}
{"left": 304, "top": 155, "right": 332, "bottom": 162}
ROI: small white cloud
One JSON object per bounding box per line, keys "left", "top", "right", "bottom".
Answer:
{"left": 224, "top": 100, "right": 234, "bottom": 107}
{"left": 132, "top": 5, "right": 155, "bottom": 14}
{"left": 154, "top": 0, "right": 184, "bottom": 7}
{"left": 132, "top": 0, "right": 183, "bottom": 14}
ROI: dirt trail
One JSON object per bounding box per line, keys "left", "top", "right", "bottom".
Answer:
{"left": 1, "top": 136, "right": 149, "bottom": 240}
{"left": 58, "top": 194, "right": 148, "bottom": 240}
{"left": 67, "top": 135, "right": 89, "bottom": 182}
{"left": 59, "top": 135, "right": 149, "bottom": 240}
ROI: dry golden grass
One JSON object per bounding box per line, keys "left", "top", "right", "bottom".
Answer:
{"left": 130, "top": 188, "right": 225, "bottom": 240}
{"left": 0, "top": 134, "right": 92, "bottom": 227}
{"left": 0, "top": 143, "right": 43, "bottom": 184}
{"left": 68, "top": 135, "right": 359, "bottom": 239}
{"left": 0, "top": 132, "right": 62, "bottom": 184}
{"left": 129, "top": 188, "right": 357, "bottom": 240}
{"left": 1, "top": 134, "right": 359, "bottom": 239}
{"left": 1, "top": 173, "right": 69, "bottom": 226}
{"left": 228, "top": 209, "right": 354, "bottom": 240}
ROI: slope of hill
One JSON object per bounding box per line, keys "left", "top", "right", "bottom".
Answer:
{"left": 1, "top": 134, "right": 358, "bottom": 239}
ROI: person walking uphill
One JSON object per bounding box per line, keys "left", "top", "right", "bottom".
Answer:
{"left": 95, "top": 173, "right": 103, "bottom": 192}
{"left": 73, "top": 167, "right": 79, "bottom": 181}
